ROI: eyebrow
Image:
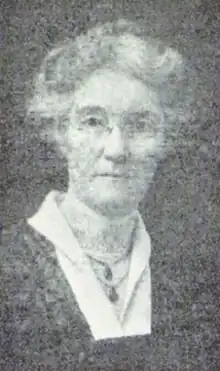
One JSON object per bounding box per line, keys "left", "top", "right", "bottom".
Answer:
{"left": 75, "top": 105, "right": 159, "bottom": 118}
{"left": 126, "top": 111, "right": 159, "bottom": 120}
{"left": 75, "top": 106, "right": 106, "bottom": 117}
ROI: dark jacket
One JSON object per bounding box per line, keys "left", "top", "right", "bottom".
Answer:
{"left": 0, "top": 219, "right": 219, "bottom": 371}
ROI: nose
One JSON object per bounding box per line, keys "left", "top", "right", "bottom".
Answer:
{"left": 103, "top": 125, "right": 127, "bottom": 163}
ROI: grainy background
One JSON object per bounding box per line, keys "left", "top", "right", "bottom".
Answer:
{"left": 0, "top": 2, "right": 219, "bottom": 368}
{"left": 1, "top": 0, "right": 219, "bottom": 240}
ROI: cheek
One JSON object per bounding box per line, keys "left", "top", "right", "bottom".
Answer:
{"left": 131, "top": 135, "right": 164, "bottom": 160}
{"left": 67, "top": 127, "right": 102, "bottom": 150}
{"left": 65, "top": 130, "right": 100, "bottom": 173}
{"left": 129, "top": 136, "right": 164, "bottom": 183}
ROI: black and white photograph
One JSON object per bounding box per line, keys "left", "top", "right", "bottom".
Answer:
{"left": 1, "top": 1, "right": 219, "bottom": 370}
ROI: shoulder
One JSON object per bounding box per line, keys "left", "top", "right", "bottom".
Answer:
{"left": 1, "top": 221, "right": 38, "bottom": 299}
{"left": 0, "top": 219, "right": 53, "bottom": 305}
{"left": 1, "top": 220, "right": 40, "bottom": 270}
{"left": 1, "top": 219, "right": 53, "bottom": 258}
{"left": 0, "top": 220, "right": 57, "bottom": 360}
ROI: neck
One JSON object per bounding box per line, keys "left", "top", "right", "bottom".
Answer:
{"left": 58, "top": 190, "right": 138, "bottom": 255}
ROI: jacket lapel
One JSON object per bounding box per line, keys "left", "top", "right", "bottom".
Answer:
{"left": 27, "top": 196, "right": 125, "bottom": 339}
{"left": 24, "top": 222, "right": 93, "bottom": 342}
{"left": 120, "top": 214, "right": 151, "bottom": 320}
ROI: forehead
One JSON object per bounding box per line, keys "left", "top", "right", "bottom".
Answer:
{"left": 72, "top": 69, "right": 160, "bottom": 116}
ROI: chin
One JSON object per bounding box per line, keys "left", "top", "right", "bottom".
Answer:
{"left": 86, "top": 192, "right": 139, "bottom": 218}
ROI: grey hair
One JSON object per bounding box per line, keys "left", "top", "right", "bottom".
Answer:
{"left": 26, "top": 18, "right": 195, "bottom": 152}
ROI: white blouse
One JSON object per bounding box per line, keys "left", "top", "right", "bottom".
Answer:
{"left": 28, "top": 190, "right": 152, "bottom": 340}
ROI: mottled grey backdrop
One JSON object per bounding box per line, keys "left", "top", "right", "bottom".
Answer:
{"left": 1, "top": 0, "right": 219, "bottom": 244}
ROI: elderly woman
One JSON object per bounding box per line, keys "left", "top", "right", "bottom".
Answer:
{"left": 1, "top": 18, "right": 217, "bottom": 371}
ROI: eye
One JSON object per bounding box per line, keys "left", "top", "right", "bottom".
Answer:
{"left": 135, "top": 119, "right": 148, "bottom": 132}
{"left": 133, "top": 116, "right": 158, "bottom": 134}
{"left": 82, "top": 116, "right": 106, "bottom": 128}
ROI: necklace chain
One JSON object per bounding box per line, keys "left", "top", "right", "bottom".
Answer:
{"left": 81, "top": 221, "right": 137, "bottom": 290}
{"left": 57, "top": 201, "right": 138, "bottom": 302}
{"left": 88, "top": 254, "right": 131, "bottom": 287}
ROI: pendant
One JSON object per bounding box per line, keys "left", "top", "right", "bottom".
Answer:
{"left": 104, "top": 264, "right": 113, "bottom": 281}
{"left": 108, "top": 287, "right": 119, "bottom": 303}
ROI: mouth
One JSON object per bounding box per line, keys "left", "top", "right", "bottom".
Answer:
{"left": 95, "top": 173, "right": 128, "bottom": 178}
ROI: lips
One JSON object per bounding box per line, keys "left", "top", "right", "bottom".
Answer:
{"left": 97, "top": 173, "right": 125, "bottom": 177}
{"left": 94, "top": 172, "right": 128, "bottom": 178}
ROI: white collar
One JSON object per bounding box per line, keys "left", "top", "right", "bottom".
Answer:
{"left": 28, "top": 190, "right": 152, "bottom": 339}
{"left": 28, "top": 190, "right": 151, "bottom": 264}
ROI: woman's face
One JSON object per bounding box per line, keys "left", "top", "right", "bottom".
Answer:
{"left": 64, "top": 69, "right": 165, "bottom": 218}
